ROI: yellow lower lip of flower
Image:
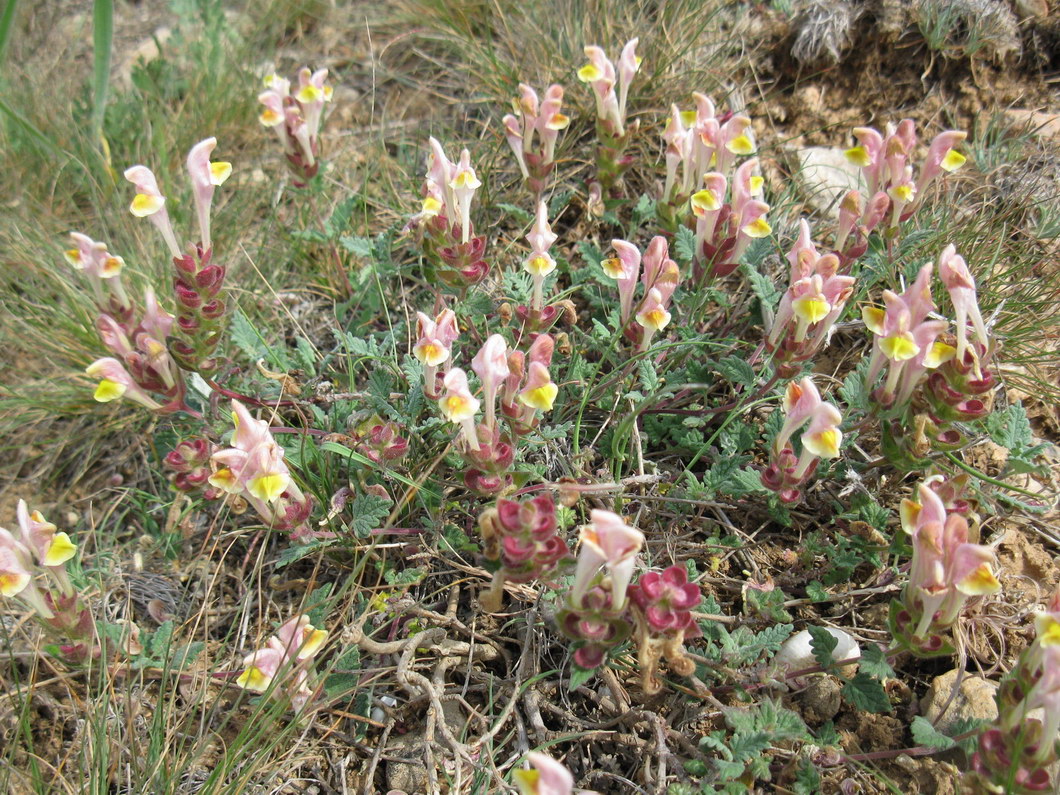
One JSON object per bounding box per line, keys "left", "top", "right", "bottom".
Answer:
{"left": 93, "top": 379, "right": 127, "bottom": 402}
{"left": 880, "top": 333, "right": 919, "bottom": 361}
{"left": 452, "top": 171, "right": 481, "bottom": 190}
{"left": 891, "top": 184, "right": 915, "bottom": 203}
{"left": 64, "top": 249, "right": 83, "bottom": 267}
{"left": 601, "top": 258, "right": 625, "bottom": 279}
{"left": 248, "top": 473, "right": 289, "bottom": 503}
{"left": 296, "top": 85, "right": 323, "bottom": 103}
{"left": 259, "top": 109, "right": 282, "bottom": 126}
{"left": 298, "top": 628, "right": 328, "bottom": 659}
{"left": 414, "top": 343, "right": 448, "bottom": 367}
{"left": 525, "top": 255, "right": 555, "bottom": 277}
{"left": 577, "top": 63, "right": 603, "bottom": 82}
{"left": 101, "top": 256, "right": 124, "bottom": 277}
{"left": 923, "top": 341, "right": 956, "bottom": 368}
{"left": 637, "top": 308, "right": 671, "bottom": 331}
{"left": 421, "top": 197, "right": 442, "bottom": 215}
{"left": 441, "top": 396, "right": 475, "bottom": 422}
{"left": 862, "top": 306, "right": 886, "bottom": 335}
{"left": 845, "top": 146, "right": 871, "bottom": 167}
{"left": 725, "top": 134, "right": 755, "bottom": 155}
{"left": 792, "top": 296, "right": 830, "bottom": 324}
{"left": 742, "top": 218, "right": 772, "bottom": 239}
{"left": 1035, "top": 614, "right": 1060, "bottom": 647}
{"left": 0, "top": 572, "right": 30, "bottom": 597}
{"left": 900, "top": 498, "right": 921, "bottom": 534}
{"left": 208, "top": 468, "right": 242, "bottom": 494}
{"left": 690, "top": 190, "right": 720, "bottom": 215}
{"left": 941, "top": 150, "right": 966, "bottom": 172}
{"left": 519, "top": 383, "right": 558, "bottom": 412}
{"left": 546, "top": 113, "right": 570, "bottom": 130}
{"left": 513, "top": 769, "right": 539, "bottom": 794}
{"left": 679, "top": 109, "right": 697, "bottom": 126}
{"left": 43, "top": 532, "right": 77, "bottom": 567}
{"left": 804, "top": 429, "right": 841, "bottom": 458}
{"left": 236, "top": 666, "right": 272, "bottom": 692}
{"left": 130, "top": 193, "right": 164, "bottom": 217}
{"left": 956, "top": 563, "right": 1001, "bottom": 596}
{"left": 210, "top": 162, "right": 232, "bottom": 185}
{"left": 749, "top": 175, "right": 764, "bottom": 195}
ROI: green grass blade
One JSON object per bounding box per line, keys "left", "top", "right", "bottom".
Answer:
{"left": 0, "top": 0, "right": 18, "bottom": 64}
{"left": 91, "top": 0, "right": 113, "bottom": 140}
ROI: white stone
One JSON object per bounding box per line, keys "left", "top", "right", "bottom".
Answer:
{"left": 775, "top": 627, "right": 861, "bottom": 673}
{"left": 793, "top": 147, "right": 865, "bottom": 216}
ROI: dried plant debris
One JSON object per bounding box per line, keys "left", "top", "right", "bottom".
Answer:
{"left": 791, "top": 0, "right": 864, "bottom": 65}
{"left": 912, "top": 0, "right": 1020, "bottom": 61}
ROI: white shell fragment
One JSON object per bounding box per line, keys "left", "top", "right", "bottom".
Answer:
{"left": 775, "top": 628, "right": 861, "bottom": 673}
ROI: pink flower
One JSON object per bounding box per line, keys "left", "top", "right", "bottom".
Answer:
{"left": 472, "top": 334, "right": 510, "bottom": 431}
{"left": 571, "top": 510, "right": 644, "bottom": 610}
{"left": 85, "top": 358, "right": 164, "bottom": 410}
{"left": 938, "top": 244, "right": 988, "bottom": 373}
{"left": 605, "top": 239, "right": 641, "bottom": 324}
{"left": 186, "top": 137, "right": 232, "bottom": 250}
{"left": 629, "top": 565, "right": 701, "bottom": 635}
{"left": 123, "top": 165, "right": 182, "bottom": 258}
{"left": 438, "top": 368, "right": 481, "bottom": 450}
{"left": 514, "top": 751, "right": 575, "bottom": 795}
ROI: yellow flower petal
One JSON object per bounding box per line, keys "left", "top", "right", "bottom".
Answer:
{"left": 519, "top": 383, "right": 558, "bottom": 412}
{"left": 1035, "top": 614, "right": 1060, "bottom": 647}
{"left": 259, "top": 108, "right": 283, "bottom": 126}
{"left": 210, "top": 161, "right": 232, "bottom": 186}
{"left": 545, "top": 113, "right": 570, "bottom": 131}
{"left": 862, "top": 306, "right": 886, "bottom": 335}
{"left": 891, "top": 184, "right": 915, "bottom": 203}
{"left": 804, "top": 428, "right": 841, "bottom": 458}
{"left": 900, "top": 498, "right": 921, "bottom": 534}
{"left": 726, "top": 134, "right": 755, "bottom": 156}
{"left": 577, "top": 63, "right": 602, "bottom": 82}
{"left": 792, "top": 296, "right": 830, "bottom": 325}
{"left": 741, "top": 218, "right": 772, "bottom": 239}
{"left": 749, "top": 175, "right": 764, "bottom": 195}
{"left": 247, "top": 472, "right": 290, "bottom": 503}
{"left": 130, "top": 193, "right": 165, "bottom": 217}
{"left": 414, "top": 342, "right": 448, "bottom": 367}
{"left": 956, "top": 563, "right": 1001, "bottom": 596}
{"left": 236, "top": 665, "right": 272, "bottom": 692}
{"left": 525, "top": 255, "right": 555, "bottom": 277}
{"left": 690, "top": 189, "right": 720, "bottom": 215}
{"left": 923, "top": 341, "right": 956, "bottom": 369}
{"left": 880, "top": 333, "right": 919, "bottom": 362}
{"left": 940, "top": 150, "right": 966, "bottom": 172}
{"left": 679, "top": 109, "right": 697, "bottom": 126}
{"left": 601, "top": 257, "right": 625, "bottom": 279}
{"left": 100, "top": 256, "right": 124, "bottom": 278}
{"left": 323, "top": 85, "right": 334, "bottom": 101}
{"left": 299, "top": 628, "right": 328, "bottom": 658}
{"left": 42, "top": 532, "right": 77, "bottom": 567}
{"left": 0, "top": 572, "right": 30, "bottom": 597}
{"left": 845, "top": 146, "right": 871, "bottom": 167}
{"left": 513, "top": 769, "right": 539, "bottom": 795}
{"left": 208, "top": 467, "right": 242, "bottom": 494}
{"left": 637, "top": 307, "right": 671, "bottom": 332}
{"left": 296, "top": 84, "right": 323, "bottom": 104}
{"left": 441, "top": 395, "right": 476, "bottom": 423}
{"left": 64, "top": 249, "right": 83, "bottom": 268}
{"left": 93, "top": 379, "right": 127, "bottom": 402}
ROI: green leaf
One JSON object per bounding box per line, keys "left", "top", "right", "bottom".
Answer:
{"left": 324, "top": 196, "right": 358, "bottom": 238}
{"left": 726, "top": 467, "right": 770, "bottom": 497}
{"left": 92, "top": 0, "right": 114, "bottom": 138}
{"left": 496, "top": 202, "right": 533, "bottom": 224}
{"left": 170, "top": 642, "right": 205, "bottom": 670}
{"left": 339, "top": 235, "right": 374, "bottom": 257}
{"left": 631, "top": 193, "right": 656, "bottom": 230}
{"left": 839, "top": 357, "right": 873, "bottom": 414}
{"left": 807, "top": 626, "right": 838, "bottom": 669}
{"left": 806, "top": 581, "right": 830, "bottom": 602}
{"left": 639, "top": 360, "right": 661, "bottom": 392}
{"left": 910, "top": 716, "right": 956, "bottom": 750}
{"left": 740, "top": 261, "right": 782, "bottom": 311}
{"left": 859, "top": 645, "right": 895, "bottom": 679}
{"left": 842, "top": 672, "right": 892, "bottom": 713}
{"left": 568, "top": 662, "right": 596, "bottom": 691}
{"left": 348, "top": 493, "right": 392, "bottom": 537}
{"left": 324, "top": 672, "right": 359, "bottom": 698}
{"left": 716, "top": 355, "right": 757, "bottom": 389}
{"left": 674, "top": 225, "right": 697, "bottom": 264}
{"left": 229, "top": 307, "right": 269, "bottom": 362}
{"left": 985, "top": 402, "right": 1033, "bottom": 452}
{"left": 274, "top": 537, "right": 339, "bottom": 569}
{"left": 794, "top": 758, "right": 822, "bottom": 795}
{"left": 577, "top": 240, "right": 604, "bottom": 269}
{"left": 383, "top": 566, "right": 426, "bottom": 586}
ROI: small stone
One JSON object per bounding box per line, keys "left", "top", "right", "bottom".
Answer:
{"left": 791, "top": 147, "right": 865, "bottom": 216}
{"left": 1014, "top": 0, "right": 1049, "bottom": 18}
{"left": 775, "top": 627, "right": 861, "bottom": 674}
{"left": 800, "top": 675, "right": 843, "bottom": 723}
{"left": 920, "top": 669, "right": 998, "bottom": 733}
{"left": 1005, "top": 110, "right": 1060, "bottom": 141}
